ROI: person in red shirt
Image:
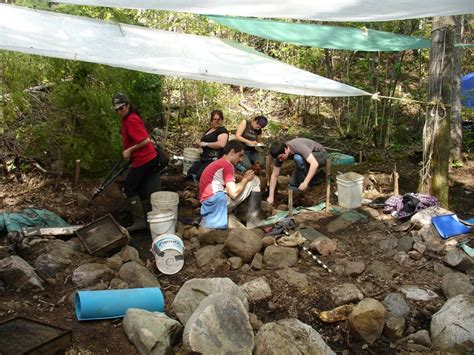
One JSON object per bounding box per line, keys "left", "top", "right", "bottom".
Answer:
{"left": 199, "top": 140, "right": 262, "bottom": 229}
{"left": 113, "top": 93, "right": 160, "bottom": 232}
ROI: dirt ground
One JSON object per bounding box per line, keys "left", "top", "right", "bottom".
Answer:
{"left": 0, "top": 157, "right": 473, "bottom": 354}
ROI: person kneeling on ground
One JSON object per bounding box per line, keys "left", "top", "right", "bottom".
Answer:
{"left": 235, "top": 115, "right": 268, "bottom": 172}
{"left": 267, "top": 138, "right": 327, "bottom": 205}
{"left": 199, "top": 140, "right": 262, "bottom": 229}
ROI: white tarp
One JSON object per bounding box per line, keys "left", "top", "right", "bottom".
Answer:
{"left": 0, "top": 5, "right": 369, "bottom": 97}
{"left": 52, "top": 0, "right": 474, "bottom": 22}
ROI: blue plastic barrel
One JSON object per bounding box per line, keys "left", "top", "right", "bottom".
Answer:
{"left": 75, "top": 287, "right": 164, "bottom": 321}
{"left": 328, "top": 153, "right": 355, "bottom": 166}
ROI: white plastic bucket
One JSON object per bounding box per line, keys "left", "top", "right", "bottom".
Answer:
{"left": 150, "top": 234, "right": 185, "bottom": 274}
{"left": 336, "top": 172, "right": 364, "bottom": 209}
{"left": 182, "top": 148, "right": 201, "bottom": 176}
{"left": 150, "top": 191, "right": 179, "bottom": 230}
{"left": 147, "top": 210, "right": 176, "bottom": 239}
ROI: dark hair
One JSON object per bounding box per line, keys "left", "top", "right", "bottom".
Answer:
{"left": 112, "top": 92, "right": 139, "bottom": 115}
{"left": 254, "top": 115, "right": 268, "bottom": 128}
{"left": 223, "top": 140, "right": 244, "bottom": 155}
{"left": 210, "top": 110, "right": 224, "bottom": 121}
{"left": 270, "top": 141, "right": 287, "bottom": 158}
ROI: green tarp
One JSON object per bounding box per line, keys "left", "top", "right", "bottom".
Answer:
{"left": 209, "top": 16, "right": 472, "bottom": 52}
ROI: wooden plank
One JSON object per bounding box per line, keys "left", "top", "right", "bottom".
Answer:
{"left": 326, "top": 160, "right": 332, "bottom": 212}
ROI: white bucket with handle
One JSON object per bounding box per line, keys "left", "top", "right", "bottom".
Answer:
{"left": 182, "top": 148, "right": 201, "bottom": 175}
{"left": 147, "top": 210, "right": 176, "bottom": 239}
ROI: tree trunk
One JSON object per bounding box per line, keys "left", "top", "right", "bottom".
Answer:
{"left": 419, "top": 16, "right": 455, "bottom": 207}
{"left": 450, "top": 16, "right": 463, "bottom": 162}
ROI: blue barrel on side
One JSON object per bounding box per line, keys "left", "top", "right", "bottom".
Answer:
{"left": 75, "top": 287, "right": 164, "bottom": 321}
{"left": 328, "top": 152, "right": 355, "bottom": 166}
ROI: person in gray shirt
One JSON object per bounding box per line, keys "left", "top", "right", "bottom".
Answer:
{"left": 267, "top": 138, "right": 327, "bottom": 205}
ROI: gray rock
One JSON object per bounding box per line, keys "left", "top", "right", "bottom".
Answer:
{"left": 241, "top": 264, "right": 251, "bottom": 272}
{"left": 0, "top": 255, "right": 43, "bottom": 290}
{"left": 194, "top": 244, "right": 224, "bottom": 267}
{"left": 413, "top": 241, "right": 427, "bottom": 254}
{"left": 34, "top": 239, "right": 80, "bottom": 278}
{"left": 403, "top": 329, "right": 431, "bottom": 348}
{"left": 444, "top": 249, "right": 474, "bottom": 272}
{"left": 123, "top": 308, "right": 183, "bottom": 355}
{"left": 398, "top": 235, "right": 414, "bottom": 253}
{"left": 433, "top": 262, "right": 455, "bottom": 276}
{"left": 254, "top": 318, "right": 335, "bottom": 355}
{"left": 228, "top": 256, "right": 243, "bottom": 270}
{"left": 106, "top": 254, "right": 124, "bottom": 270}
{"left": 383, "top": 317, "right": 406, "bottom": 339}
{"left": 442, "top": 272, "right": 474, "bottom": 299}
{"left": 0, "top": 246, "right": 11, "bottom": 259}
{"left": 276, "top": 268, "right": 309, "bottom": 289}
{"left": 182, "top": 226, "right": 200, "bottom": 240}
{"left": 118, "top": 262, "right": 160, "bottom": 288}
{"left": 408, "top": 250, "right": 423, "bottom": 260}
{"left": 251, "top": 253, "right": 263, "bottom": 270}
{"left": 173, "top": 277, "right": 248, "bottom": 325}
{"left": 394, "top": 251, "right": 412, "bottom": 268}
{"left": 240, "top": 277, "right": 272, "bottom": 302}
{"left": 348, "top": 298, "right": 387, "bottom": 344}
{"left": 431, "top": 293, "right": 474, "bottom": 352}
{"left": 399, "top": 285, "right": 439, "bottom": 301}
{"left": 72, "top": 263, "right": 115, "bottom": 288}
{"left": 120, "top": 246, "right": 141, "bottom": 263}
{"left": 382, "top": 293, "right": 410, "bottom": 318}
{"left": 367, "top": 261, "right": 395, "bottom": 280}
{"left": 345, "top": 261, "right": 365, "bottom": 277}
{"left": 224, "top": 228, "right": 262, "bottom": 263}
{"left": 199, "top": 229, "right": 230, "bottom": 245}
{"left": 330, "top": 283, "right": 364, "bottom": 306}
{"left": 263, "top": 245, "right": 298, "bottom": 268}
{"left": 183, "top": 293, "right": 254, "bottom": 354}
{"left": 109, "top": 277, "right": 129, "bottom": 289}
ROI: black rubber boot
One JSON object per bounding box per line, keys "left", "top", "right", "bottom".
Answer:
{"left": 127, "top": 196, "right": 147, "bottom": 232}
{"left": 246, "top": 191, "right": 262, "bottom": 229}
{"left": 142, "top": 199, "right": 151, "bottom": 215}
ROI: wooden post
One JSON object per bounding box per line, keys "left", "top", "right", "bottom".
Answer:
{"left": 393, "top": 164, "right": 399, "bottom": 196}
{"left": 326, "top": 160, "right": 331, "bottom": 212}
{"left": 359, "top": 151, "right": 363, "bottom": 164}
{"left": 288, "top": 189, "right": 293, "bottom": 217}
{"left": 265, "top": 155, "right": 272, "bottom": 190}
{"left": 73, "top": 159, "right": 81, "bottom": 187}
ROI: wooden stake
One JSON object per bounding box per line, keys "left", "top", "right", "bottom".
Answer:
{"left": 393, "top": 164, "right": 399, "bottom": 196}
{"left": 326, "top": 160, "right": 332, "bottom": 212}
{"left": 73, "top": 159, "right": 81, "bottom": 187}
{"left": 265, "top": 155, "right": 272, "bottom": 189}
{"left": 288, "top": 189, "right": 293, "bottom": 217}
{"left": 359, "top": 151, "right": 363, "bottom": 164}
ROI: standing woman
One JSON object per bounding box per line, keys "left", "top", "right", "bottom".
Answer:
{"left": 113, "top": 93, "right": 159, "bottom": 232}
{"left": 235, "top": 115, "right": 268, "bottom": 171}
{"left": 186, "top": 110, "right": 229, "bottom": 181}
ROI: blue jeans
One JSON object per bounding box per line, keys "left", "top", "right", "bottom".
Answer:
{"left": 290, "top": 152, "right": 327, "bottom": 188}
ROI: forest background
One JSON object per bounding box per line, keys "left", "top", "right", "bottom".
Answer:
{"left": 1, "top": 0, "right": 473, "bottom": 182}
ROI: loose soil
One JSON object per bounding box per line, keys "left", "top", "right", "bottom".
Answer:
{"left": 0, "top": 157, "right": 472, "bottom": 354}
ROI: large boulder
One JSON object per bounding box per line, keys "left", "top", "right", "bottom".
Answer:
{"left": 263, "top": 245, "right": 298, "bottom": 268}
{"left": 72, "top": 263, "right": 115, "bottom": 288}
{"left": 224, "top": 228, "right": 262, "bottom": 263}
{"left": 194, "top": 244, "right": 224, "bottom": 267}
{"left": 34, "top": 239, "right": 80, "bottom": 278}
{"left": 173, "top": 277, "right": 248, "bottom": 325}
{"left": 441, "top": 272, "right": 474, "bottom": 299}
{"left": 348, "top": 298, "right": 387, "bottom": 344}
{"left": 199, "top": 230, "right": 230, "bottom": 245}
{"left": 254, "top": 318, "right": 335, "bottom": 355}
{"left": 118, "top": 262, "right": 160, "bottom": 288}
{"left": 123, "top": 308, "right": 183, "bottom": 355}
{"left": 183, "top": 293, "right": 254, "bottom": 354}
{"left": 431, "top": 293, "right": 474, "bottom": 352}
{"left": 0, "top": 255, "right": 43, "bottom": 290}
